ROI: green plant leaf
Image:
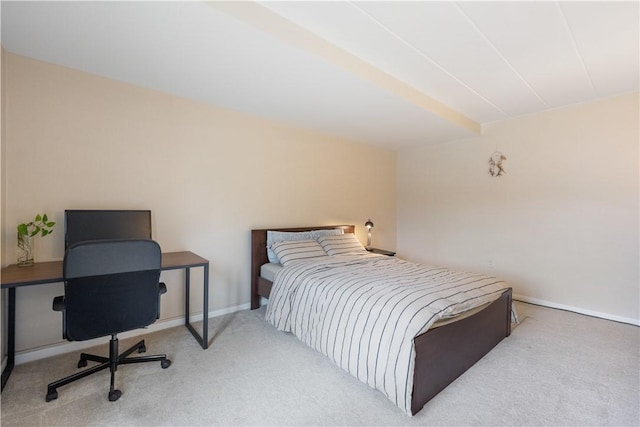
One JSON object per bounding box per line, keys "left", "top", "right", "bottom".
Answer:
{"left": 18, "top": 213, "right": 55, "bottom": 239}
{"left": 17, "top": 224, "right": 28, "bottom": 235}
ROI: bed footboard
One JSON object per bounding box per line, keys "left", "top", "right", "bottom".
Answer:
{"left": 411, "top": 288, "right": 512, "bottom": 414}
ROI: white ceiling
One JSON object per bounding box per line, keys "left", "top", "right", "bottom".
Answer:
{"left": 1, "top": 1, "right": 638, "bottom": 150}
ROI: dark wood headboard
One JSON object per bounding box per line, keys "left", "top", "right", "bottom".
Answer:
{"left": 250, "top": 225, "right": 355, "bottom": 309}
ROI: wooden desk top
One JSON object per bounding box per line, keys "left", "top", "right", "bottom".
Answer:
{"left": 1, "top": 251, "right": 208, "bottom": 288}
{"left": 1, "top": 261, "right": 63, "bottom": 288}
{"left": 160, "top": 251, "right": 209, "bottom": 270}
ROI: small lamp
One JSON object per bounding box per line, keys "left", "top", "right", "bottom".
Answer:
{"left": 365, "top": 219, "right": 374, "bottom": 247}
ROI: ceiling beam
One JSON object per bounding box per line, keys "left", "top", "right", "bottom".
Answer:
{"left": 208, "top": 1, "right": 481, "bottom": 135}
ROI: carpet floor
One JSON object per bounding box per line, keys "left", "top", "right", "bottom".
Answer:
{"left": 1, "top": 301, "right": 638, "bottom": 426}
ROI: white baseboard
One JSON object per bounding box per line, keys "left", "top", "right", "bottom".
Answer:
{"left": 10, "top": 303, "right": 252, "bottom": 367}
{"left": 513, "top": 294, "right": 639, "bottom": 326}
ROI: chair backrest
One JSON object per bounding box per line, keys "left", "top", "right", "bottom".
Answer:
{"left": 63, "top": 239, "right": 162, "bottom": 341}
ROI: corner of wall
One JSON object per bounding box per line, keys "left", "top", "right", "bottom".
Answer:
{"left": 1, "top": 46, "right": 7, "bottom": 372}
{"left": 1, "top": 47, "right": 7, "bottom": 268}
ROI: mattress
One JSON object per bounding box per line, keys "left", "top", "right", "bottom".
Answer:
{"left": 260, "top": 262, "right": 282, "bottom": 283}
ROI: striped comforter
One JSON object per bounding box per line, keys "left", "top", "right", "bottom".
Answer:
{"left": 265, "top": 254, "right": 511, "bottom": 414}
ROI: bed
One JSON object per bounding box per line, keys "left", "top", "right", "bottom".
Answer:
{"left": 251, "top": 225, "right": 512, "bottom": 415}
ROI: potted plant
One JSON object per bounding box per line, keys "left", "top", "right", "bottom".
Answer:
{"left": 17, "top": 213, "right": 55, "bottom": 267}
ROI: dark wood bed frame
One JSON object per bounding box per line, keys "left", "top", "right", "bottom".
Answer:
{"left": 251, "top": 225, "right": 512, "bottom": 415}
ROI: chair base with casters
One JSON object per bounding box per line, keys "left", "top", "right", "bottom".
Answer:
{"left": 46, "top": 334, "right": 171, "bottom": 402}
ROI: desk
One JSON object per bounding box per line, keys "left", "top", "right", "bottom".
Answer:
{"left": 1, "top": 251, "right": 209, "bottom": 391}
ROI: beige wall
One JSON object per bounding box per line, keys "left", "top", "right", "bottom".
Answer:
{"left": 397, "top": 92, "right": 639, "bottom": 323}
{"left": 2, "top": 53, "right": 397, "bottom": 352}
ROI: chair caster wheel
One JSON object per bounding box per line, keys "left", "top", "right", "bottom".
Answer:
{"left": 161, "top": 359, "right": 171, "bottom": 369}
{"left": 108, "top": 389, "right": 122, "bottom": 402}
{"left": 78, "top": 359, "right": 88, "bottom": 368}
{"left": 46, "top": 389, "right": 58, "bottom": 402}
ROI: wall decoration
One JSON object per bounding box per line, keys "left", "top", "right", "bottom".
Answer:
{"left": 488, "top": 151, "right": 506, "bottom": 177}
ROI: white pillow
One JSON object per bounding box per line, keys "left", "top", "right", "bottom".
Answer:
{"left": 309, "top": 228, "right": 344, "bottom": 240}
{"left": 270, "top": 239, "right": 328, "bottom": 266}
{"left": 317, "top": 234, "right": 368, "bottom": 256}
{"left": 266, "top": 231, "right": 312, "bottom": 263}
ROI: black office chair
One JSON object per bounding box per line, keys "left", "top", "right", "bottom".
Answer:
{"left": 46, "top": 239, "right": 172, "bottom": 402}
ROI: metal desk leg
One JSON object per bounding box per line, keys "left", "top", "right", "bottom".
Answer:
{"left": 1, "top": 287, "right": 16, "bottom": 391}
{"left": 184, "top": 268, "right": 190, "bottom": 328}
{"left": 183, "top": 265, "right": 209, "bottom": 349}
{"left": 202, "top": 263, "right": 209, "bottom": 350}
